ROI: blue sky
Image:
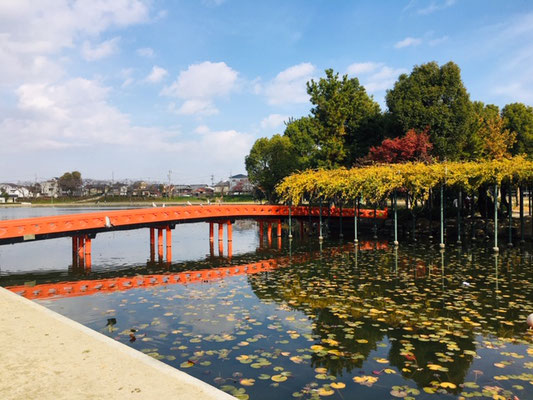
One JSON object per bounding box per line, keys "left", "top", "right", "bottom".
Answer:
{"left": 1, "top": 0, "right": 532, "bottom": 184}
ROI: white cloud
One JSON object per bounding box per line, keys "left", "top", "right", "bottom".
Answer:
{"left": 260, "top": 114, "right": 288, "bottom": 130}
{"left": 0, "top": 0, "right": 149, "bottom": 86}
{"left": 346, "top": 62, "right": 383, "bottom": 75}
{"left": 394, "top": 37, "right": 422, "bottom": 49}
{"left": 264, "top": 63, "right": 315, "bottom": 105}
{"left": 136, "top": 47, "right": 154, "bottom": 58}
{"left": 81, "top": 37, "right": 120, "bottom": 61}
{"left": 429, "top": 35, "right": 448, "bottom": 46}
{"left": 2, "top": 78, "right": 165, "bottom": 150}
{"left": 145, "top": 65, "right": 168, "bottom": 83}
{"left": 170, "top": 99, "right": 218, "bottom": 116}
{"left": 417, "top": 0, "right": 456, "bottom": 15}
{"left": 161, "top": 61, "right": 238, "bottom": 115}
{"left": 347, "top": 62, "right": 407, "bottom": 95}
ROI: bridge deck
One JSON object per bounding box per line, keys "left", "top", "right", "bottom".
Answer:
{"left": 0, "top": 204, "right": 388, "bottom": 244}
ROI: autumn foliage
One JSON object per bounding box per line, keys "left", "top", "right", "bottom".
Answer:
{"left": 366, "top": 129, "right": 433, "bottom": 163}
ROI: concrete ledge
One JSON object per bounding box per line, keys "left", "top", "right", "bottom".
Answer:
{"left": 0, "top": 287, "right": 235, "bottom": 400}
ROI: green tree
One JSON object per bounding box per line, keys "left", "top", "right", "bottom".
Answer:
{"left": 307, "top": 69, "right": 381, "bottom": 167}
{"left": 385, "top": 61, "right": 473, "bottom": 160}
{"left": 283, "top": 116, "right": 320, "bottom": 169}
{"left": 58, "top": 171, "right": 82, "bottom": 195}
{"left": 245, "top": 135, "right": 301, "bottom": 202}
{"left": 502, "top": 102, "right": 533, "bottom": 157}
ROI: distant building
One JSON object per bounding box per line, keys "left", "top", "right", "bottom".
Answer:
{"left": 40, "top": 180, "right": 60, "bottom": 197}
{"left": 228, "top": 174, "right": 253, "bottom": 195}
{"left": 0, "top": 184, "right": 32, "bottom": 199}
{"left": 214, "top": 180, "right": 230, "bottom": 195}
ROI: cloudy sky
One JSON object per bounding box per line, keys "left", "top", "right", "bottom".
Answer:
{"left": 1, "top": 0, "right": 532, "bottom": 184}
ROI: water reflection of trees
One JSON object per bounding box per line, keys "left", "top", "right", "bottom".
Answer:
{"left": 248, "top": 244, "right": 532, "bottom": 389}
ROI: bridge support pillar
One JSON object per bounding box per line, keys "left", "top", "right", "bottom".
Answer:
{"left": 209, "top": 222, "right": 214, "bottom": 242}
{"left": 267, "top": 222, "right": 272, "bottom": 246}
{"left": 158, "top": 228, "right": 164, "bottom": 260}
{"left": 218, "top": 223, "right": 224, "bottom": 242}
{"left": 276, "top": 219, "right": 282, "bottom": 237}
{"left": 85, "top": 236, "right": 92, "bottom": 269}
{"left": 259, "top": 221, "right": 264, "bottom": 246}
{"left": 166, "top": 226, "right": 172, "bottom": 263}
{"left": 150, "top": 228, "right": 155, "bottom": 261}
{"left": 218, "top": 237, "right": 224, "bottom": 256}
{"left": 227, "top": 220, "right": 232, "bottom": 241}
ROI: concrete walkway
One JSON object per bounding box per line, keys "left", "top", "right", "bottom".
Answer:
{"left": 0, "top": 288, "right": 235, "bottom": 400}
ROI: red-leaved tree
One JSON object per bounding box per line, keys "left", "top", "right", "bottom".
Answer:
{"left": 366, "top": 128, "right": 433, "bottom": 163}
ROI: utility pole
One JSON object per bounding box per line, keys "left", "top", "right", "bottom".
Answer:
{"left": 210, "top": 174, "right": 214, "bottom": 186}
{"left": 167, "top": 170, "right": 172, "bottom": 198}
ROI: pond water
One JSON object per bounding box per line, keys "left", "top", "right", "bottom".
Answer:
{"left": 1, "top": 207, "right": 532, "bottom": 400}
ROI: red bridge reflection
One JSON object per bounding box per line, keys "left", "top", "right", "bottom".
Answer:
{"left": 7, "top": 240, "right": 388, "bottom": 300}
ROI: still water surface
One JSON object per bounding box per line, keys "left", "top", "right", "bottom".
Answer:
{"left": 1, "top": 207, "right": 532, "bottom": 400}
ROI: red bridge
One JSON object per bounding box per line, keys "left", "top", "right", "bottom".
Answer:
{"left": 0, "top": 204, "right": 388, "bottom": 268}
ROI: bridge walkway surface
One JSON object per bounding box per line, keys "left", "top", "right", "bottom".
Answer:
{"left": 0, "top": 287, "right": 236, "bottom": 400}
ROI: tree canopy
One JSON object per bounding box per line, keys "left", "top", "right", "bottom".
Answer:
{"left": 385, "top": 61, "right": 473, "bottom": 160}
{"left": 277, "top": 157, "right": 533, "bottom": 206}
{"left": 306, "top": 69, "right": 382, "bottom": 167}
{"left": 502, "top": 102, "right": 533, "bottom": 157}
{"left": 58, "top": 171, "right": 82, "bottom": 194}
{"left": 245, "top": 61, "right": 533, "bottom": 203}
{"left": 245, "top": 135, "right": 301, "bottom": 202}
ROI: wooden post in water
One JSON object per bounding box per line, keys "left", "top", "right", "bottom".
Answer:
{"left": 319, "top": 199, "right": 323, "bottom": 241}
{"left": 353, "top": 199, "right": 358, "bottom": 244}
{"left": 373, "top": 204, "right": 377, "bottom": 239}
{"left": 470, "top": 194, "right": 476, "bottom": 240}
{"left": 457, "top": 190, "right": 462, "bottom": 244}
{"left": 519, "top": 186, "right": 524, "bottom": 243}
{"left": 288, "top": 202, "right": 293, "bottom": 239}
{"left": 494, "top": 184, "right": 499, "bottom": 252}
{"left": 394, "top": 190, "right": 398, "bottom": 246}
{"left": 339, "top": 202, "right": 343, "bottom": 239}
{"left": 440, "top": 184, "right": 445, "bottom": 249}
{"left": 508, "top": 184, "right": 513, "bottom": 247}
